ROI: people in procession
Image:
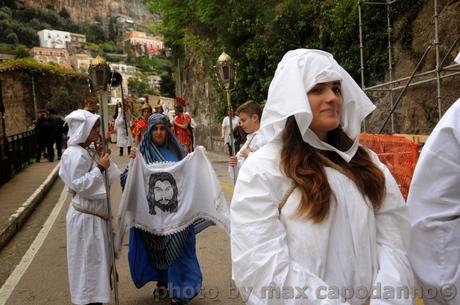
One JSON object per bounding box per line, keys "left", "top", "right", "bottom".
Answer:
{"left": 114, "top": 101, "right": 134, "bottom": 156}
{"left": 172, "top": 97, "right": 193, "bottom": 153}
{"left": 83, "top": 97, "right": 98, "bottom": 114}
{"left": 34, "top": 109, "right": 54, "bottom": 162}
{"left": 221, "top": 105, "right": 241, "bottom": 156}
{"left": 121, "top": 113, "right": 202, "bottom": 305}
{"left": 230, "top": 49, "right": 414, "bottom": 305}
{"left": 59, "top": 109, "right": 120, "bottom": 305}
{"left": 228, "top": 100, "right": 265, "bottom": 180}
{"left": 407, "top": 98, "right": 460, "bottom": 305}
{"left": 132, "top": 101, "right": 153, "bottom": 145}
{"left": 48, "top": 108, "right": 65, "bottom": 160}
{"left": 154, "top": 99, "right": 165, "bottom": 114}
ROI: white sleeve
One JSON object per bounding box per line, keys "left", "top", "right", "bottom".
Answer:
{"left": 249, "top": 133, "right": 266, "bottom": 153}
{"left": 222, "top": 116, "right": 228, "bottom": 128}
{"left": 407, "top": 101, "right": 460, "bottom": 305}
{"left": 231, "top": 153, "right": 350, "bottom": 305}
{"left": 368, "top": 151, "right": 415, "bottom": 305}
{"left": 59, "top": 149, "right": 107, "bottom": 200}
{"left": 107, "top": 160, "right": 121, "bottom": 185}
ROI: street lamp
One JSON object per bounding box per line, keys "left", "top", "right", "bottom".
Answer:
{"left": 87, "top": 56, "right": 120, "bottom": 305}
{"left": 88, "top": 56, "right": 112, "bottom": 151}
{"left": 88, "top": 56, "right": 111, "bottom": 92}
{"left": 215, "top": 51, "right": 237, "bottom": 182}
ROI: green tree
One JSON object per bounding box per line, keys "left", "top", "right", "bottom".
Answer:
{"left": 148, "top": 0, "right": 424, "bottom": 114}
{"left": 5, "top": 32, "right": 17, "bottom": 45}
{"left": 59, "top": 8, "right": 70, "bottom": 19}
{"left": 160, "top": 71, "right": 175, "bottom": 97}
{"left": 128, "top": 76, "right": 155, "bottom": 97}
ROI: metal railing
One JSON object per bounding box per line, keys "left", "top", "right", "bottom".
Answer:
{"left": 0, "top": 130, "right": 37, "bottom": 186}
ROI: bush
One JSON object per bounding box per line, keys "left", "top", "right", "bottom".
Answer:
{"left": 5, "top": 32, "right": 17, "bottom": 44}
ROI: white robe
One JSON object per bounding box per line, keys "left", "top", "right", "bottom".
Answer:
{"left": 115, "top": 110, "right": 133, "bottom": 148}
{"left": 59, "top": 145, "right": 120, "bottom": 305}
{"left": 407, "top": 99, "right": 460, "bottom": 305}
{"left": 231, "top": 141, "right": 414, "bottom": 305}
{"left": 229, "top": 131, "right": 265, "bottom": 179}
{"left": 222, "top": 115, "right": 241, "bottom": 145}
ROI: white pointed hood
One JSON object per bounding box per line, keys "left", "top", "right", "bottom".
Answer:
{"left": 259, "top": 49, "right": 375, "bottom": 162}
{"left": 64, "top": 109, "right": 100, "bottom": 146}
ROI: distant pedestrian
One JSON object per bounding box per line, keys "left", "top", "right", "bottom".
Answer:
{"left": 34, "top": 109, "right": 54, "bottom": 162}
{"left": 59, "top": 109, "right": 120, "bottom": 305}
{"left": 83, "top": 97, "right": 97, "bottom": 114}
{"left": 172, "top": 97, "right": 193, "bottom": 153}
{"left": 114, "top": 102, "right": 133, "bottom": 156}
{"left": 132, "top": 101, "right": 152, "bottom": 145}
{"left": 48, "top": 109, "right": 65, "bottom": 160}
{"left": 221, "top": 106, "right": 240, "bottom": 156}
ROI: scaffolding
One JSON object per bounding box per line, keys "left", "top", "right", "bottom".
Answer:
{"left": 358, "top": 0, "right": 460, "bottom": 133}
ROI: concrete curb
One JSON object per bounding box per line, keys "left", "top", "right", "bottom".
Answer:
{"left": 0, "top": 163, "right": 60, "bottom": 250}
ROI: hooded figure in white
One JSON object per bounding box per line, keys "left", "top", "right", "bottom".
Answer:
{"left": 231, "top": 49, "right": 414, "bottom": 305}
{"left": 59, "top": 109, "right": 120, "bottom": 305}
{"left": 407, "top": 53, "right": 460, "bottom": 305}
{"left": 114, "top": 104, "right": 134, "bottom": 152}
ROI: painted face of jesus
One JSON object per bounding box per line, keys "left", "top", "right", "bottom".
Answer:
{"left": 154, "top": 180, "right": 174, "bottom": 206}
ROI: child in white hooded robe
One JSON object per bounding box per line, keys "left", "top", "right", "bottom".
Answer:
{"left": 59, "top": 109, "right": 120, "bottom": 305}
{"left": 230, "top": 49, "right": 414, "bottom": 305}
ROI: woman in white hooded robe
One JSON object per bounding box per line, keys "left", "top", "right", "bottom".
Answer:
{"left": 59, "top": 109, "right": 120, "bottom": 305}
{"left": 230, "top": 49, "right": 414, "bottom": 305}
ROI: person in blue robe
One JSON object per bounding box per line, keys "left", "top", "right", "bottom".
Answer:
{"left": 120, "top": 113, "right": 201, "bottom": 305}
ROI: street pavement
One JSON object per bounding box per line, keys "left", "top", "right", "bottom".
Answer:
{"left": 0, "top": 144, "right": 242, "bottom": 305}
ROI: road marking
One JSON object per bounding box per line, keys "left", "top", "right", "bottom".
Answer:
{"left": 0, "top": 186, "right": 68, "bottom": 305}
{"left": 220, "top": 180, "right": 234, "bottom": 194}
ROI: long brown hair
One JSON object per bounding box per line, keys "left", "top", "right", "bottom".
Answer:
{"left": 280, "top": 116, "right": 386, "bottom": 222}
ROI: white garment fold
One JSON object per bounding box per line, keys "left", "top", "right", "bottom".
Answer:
{"left": 231, "top": 141, "right": 414, "bottom": 305}
{"left": 114, "top": 109, "right": 133, "bottom": 148}
{"left": 228, "top": 130, "right": 265, "bottom": 180}
{"left": 408, "top": 99, "right": 460, "bottom": 305}
{"left": 116, "top": 146, "right": 229, "bottom": 255}
{"left": 60, "top": 145, "right": 120, "bottom": 305}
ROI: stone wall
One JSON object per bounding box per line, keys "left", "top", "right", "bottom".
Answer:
{"left": 0, "top": 72, "right": 35, "bottom": 136}
{"left": 178, "top": 49, "right": 227, "bottom": 152}
{"left": 0, "top": 70, "right": 90, "bottom": 137}
{"left": 365, "top": 0, "right": 460, "bottom": 134}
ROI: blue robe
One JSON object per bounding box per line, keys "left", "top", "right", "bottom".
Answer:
{"left": 121, "top": 142, "right": 202, "bottom": 304}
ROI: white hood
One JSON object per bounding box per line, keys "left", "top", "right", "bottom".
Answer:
{"left": 259, "top": 49, "right": 375, "bottom": 162}
{"left": 64, "top": 109, "right": 100, "bottom": 146}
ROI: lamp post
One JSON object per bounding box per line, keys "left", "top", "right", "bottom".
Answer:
{"left": 87, "top": 56, "right": 120, "bottom": 305}
{"left": 215, "top": 51, "right": 237, "bottom": 182}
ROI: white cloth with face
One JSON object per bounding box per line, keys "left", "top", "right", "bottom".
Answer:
{"left": 231, "top": 49, "right": 414, "bottom": 305}
{"left": 408, "top": 99, "right": 460, "bottom": 305}
{"left": 115, "top": 146, "right": 229, "bottom": 255}
{"left": 259, "top": 49, "right": 375, "bottom": 162}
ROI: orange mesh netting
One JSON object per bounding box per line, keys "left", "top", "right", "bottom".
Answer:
{"left": 359, "top": 133, "right": 419, "bottom": 200}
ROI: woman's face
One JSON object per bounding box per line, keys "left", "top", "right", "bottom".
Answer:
{"left": 151, "top": 123, "right": 167, "bottom": 145}
{"left": 307, "top": 81, "right": 343, "bottom": 141}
